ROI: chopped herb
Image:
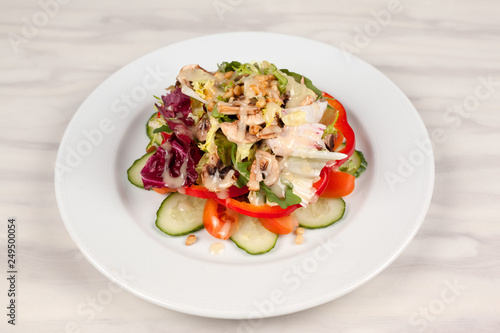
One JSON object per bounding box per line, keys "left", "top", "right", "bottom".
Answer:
{"left": 262, "top": 63, "right": 278, "bottom": 75}
{"left": 237, "top": 63, "right": 260, "bottom": 75}
{"left": 322, "top": 107, "right": 339, "bottom": 138}
{"left": 217, "top": 95, "right": 229, "bottom": 103}
{"left": 273, "top": 69, "right": 288, "bottom": 95}
{"left": 322, "top": 124, "right": 337, "bottom": 138}
{"left": 221, "top": 80, "right": 234, "bottom": 91}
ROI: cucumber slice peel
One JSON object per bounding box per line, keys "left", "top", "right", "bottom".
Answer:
{"left": 127, "top": 152, "right": 154, "bottom": 189}
{"left": 339, "top": 150, "right": 367, "bottom": 178}
{"left": 231, "top": 215, "right": 278, "bottom": 255}
{"left": 295, "top": 197, "right": 346, "bottom": 229}
{"left": 155, "top": 193, "right": 205, "bottom": 236}
{"left": 146, "top": 113, "right": 164, "bottom": 145}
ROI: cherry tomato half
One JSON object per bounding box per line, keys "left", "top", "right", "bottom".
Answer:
{"left": 320, "top": 170, "right": 355, "bottom": 198}
{"left": 203, "top": 199, "right": 239, "bottom": 239}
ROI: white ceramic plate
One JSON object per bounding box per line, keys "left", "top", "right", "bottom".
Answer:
{"left": 55, "top": 32, "right": 434, "bottom": 319}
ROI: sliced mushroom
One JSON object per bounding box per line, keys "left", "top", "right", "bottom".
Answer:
{"left": 217, "top": 166, "right": 236, "bottom": 188}
{"left": 196, "top": 116, "right": 211, "bottom": 141}
{"left": 256, "top": 125, "right": 282, "bottom": 140}
{"left": 247, "top": 150, "right": 280, "bottom": 191}
{"left": 217, "top": 101, "right": 258, "bottom": 115}
{"left": 201, "top": 155, "right": 236, "bottom": 192}
{"left": 241, "top": 113, "right": 266, "bottom": 126}
{"left": 208, "top": 153, "right": 222, "bottom": 168}
{"left": 176, "top": 64, "right": 214, "bottom": 103}
{"left": 220, "top": 121, "right": 259, "bottom": 144}
{"left": 176, "top": 64, "right": 212, "bottom": 86}
{"left": 324, "top": 133, "right": 340, "bottom": 152}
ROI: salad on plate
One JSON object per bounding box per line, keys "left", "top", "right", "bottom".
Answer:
{"left": 127, "top": 60, "right": 367, "bottom": 254}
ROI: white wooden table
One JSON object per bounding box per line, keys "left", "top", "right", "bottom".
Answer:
{"left": 1, "top": 0, "right": 499, "bottom": 331}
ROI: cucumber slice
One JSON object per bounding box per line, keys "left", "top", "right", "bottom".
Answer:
{"left": 146, "top": 113, "right": 157, "bottom": 139}
{"left": 155, "top": 193, "right": 205, "bottom": 236}
{"left": 339, "top": 150, "right": 367, "bottom": 178}
{"left": 146, "top": 113, "right": 164, "bottom": 145}
{"left": 145, "top": 133, "right": 162, "bottom": 152}
{"left": 231, "top": 215, "right": 278, "bottom": 255}
{"left": 127, "top": 152, "right": 154, "bottom": 189}
{"left": 295, "top": 197, "right": 346, "bottom": 229}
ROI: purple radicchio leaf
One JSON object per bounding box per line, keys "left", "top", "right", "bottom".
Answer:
{"left": 140, "top": 146, "right": 167, "bottom": 190}
{"left": 140, "top": 134, "right": 200, "bottom": 190}
{"left": 164, "top": 118, "right": 193, "bottom": 146}
{"left": 157, "top": 87, "right": 192, "bottom": 121}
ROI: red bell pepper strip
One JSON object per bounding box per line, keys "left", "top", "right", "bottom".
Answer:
{"left": 215, "top": 197, "right": 301, "bottom": 219}
{"left": 259, "top": 215, "right": 298, "bottom": 234}
{"left": 160, "top": 132, "right": 170, "bottom": 145}
{"left": 322, "top": 92, "right": 355, "bottom": 166}
{"left": 215, "top": 167, "right": 330, "bottom": 218}
{"left": 152, "top": 184, "right": 248, "bottom": 198}
{"left": 180, "top": 184, "right": 249, "bottom": 199}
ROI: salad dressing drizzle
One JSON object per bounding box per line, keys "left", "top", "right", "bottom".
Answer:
{"left": 209, "top": 242, "right": 225, "bottom": 255}
{"left": 237, "top": 105, "right": 249, "bottom": 142}
{"left": 161, "top": 142, "right": 189, "bottom": 189}
{"left": 130, "top": 61, "right": 363, "bottom": 255}
{"left": 283, "top": 73, "right": 316, "bottom": 108}
{"left": 215, "top": 189, "right": 229, "bottom": 200}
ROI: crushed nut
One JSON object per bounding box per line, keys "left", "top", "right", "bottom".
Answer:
{"left": 256, "top": 98, "right": 267, "bottom": 109}
{"left": 224, "top": 71, "right": 234, "bottom": 79}
{"left": 295, "top": 234, "right": 304, "bottom": 245}
{"left": 295, "top": 227, "right": 305, "bottom": 235}
{"left": 256, "top": 125, "right": 282, "bottom": 139}
{"left": 207, "top": 101, "right": 215, "bottom": 112}
{"left": 222, "top": 88, "right": 234, "bottom": 100}
{"left": 233, "top": 85, "right": 243, "bottom": 96}
{"left": 249, "top": 125, "right": 262, "bottom": 135}
{"left": 251, "top": 85, "right": 261, "bottom": 95}
{"left": 185, "top": 235, "right": 197, "bottom": 246}
{"left": 214, "top": 72, "right": 225, "bottom": 81}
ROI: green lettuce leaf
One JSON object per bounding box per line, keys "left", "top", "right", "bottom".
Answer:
{"left": 279, "top": 68, "right": 322, "bottom": 97}
{"left": 233, "top": 159, "right": 301, "bottom": 208}
{"left": 217, "top": 61, "right": 242, "bottom": 73}
{"left": 153, "top": 124, "right": 172, "bottom": 134}
{"left": 260, "top": 184, "right": 302, "bottom": 209}
{"left": 211, "top": 104, "right": 233, "bottom": 123}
